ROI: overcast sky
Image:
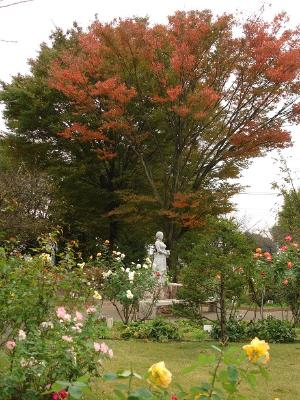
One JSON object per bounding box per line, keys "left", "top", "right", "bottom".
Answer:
{"left": 0, "top": 0, "right": 299, "bottom": 234}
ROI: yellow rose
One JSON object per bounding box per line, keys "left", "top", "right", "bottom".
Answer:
{"left": 148, "top": 361, "right": 172, "bottom": 388}
{"left": 93, "top": 290, "right": 102, "bottom": 300}
{"left": 242, "top": 337, "right": 270, "bottom": 364}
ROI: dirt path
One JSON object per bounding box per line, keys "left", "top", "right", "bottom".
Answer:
{"left": 101, "top": 301, "right": 293, "bottom": 321}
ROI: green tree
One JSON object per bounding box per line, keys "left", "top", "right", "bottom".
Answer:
{"left": 271, "top": 157, "right": 300, "bottom": 243}
{"left": 177, "top": 219, "right": 252, "bottom": 341}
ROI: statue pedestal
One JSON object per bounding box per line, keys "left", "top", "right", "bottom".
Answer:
{"left": 139, "top": 299, "right": 183, "bottom": 319}
{"left": 139, "top": 283, "right": 183, "bottom": 319}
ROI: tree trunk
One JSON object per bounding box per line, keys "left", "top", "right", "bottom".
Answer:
{"left": 219, "top": 274, "right": 226, "bottom": 344}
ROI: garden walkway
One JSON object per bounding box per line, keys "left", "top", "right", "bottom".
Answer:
{"left": 101, "top": 301, "right": 293, "bottom": 322}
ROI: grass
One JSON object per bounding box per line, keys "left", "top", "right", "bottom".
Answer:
{"left": 90, "top": 340, "right": 300, "bottom": 399}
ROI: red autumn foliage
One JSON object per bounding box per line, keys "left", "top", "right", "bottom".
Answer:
{"left": 48, "top": 10, "right": 300, "bottom": 236}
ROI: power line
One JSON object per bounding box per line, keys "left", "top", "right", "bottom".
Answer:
{"left": 234, "top": 192, "right": 280, "bottom": 196}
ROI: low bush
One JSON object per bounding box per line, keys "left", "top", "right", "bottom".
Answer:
{"left": 176, "top": 320, "right": 208, "bottom": 341}
{"left": 121, "top": 318, "right": 181, "bottom": 341}
{"left": 211, "top": 316, "right": 296, "bottom": 343}
{"left": 210, "top": 318, "right": 248, "bottom": 342}
{"left": 247, "top": 317, "right": 296, "bottom": 343}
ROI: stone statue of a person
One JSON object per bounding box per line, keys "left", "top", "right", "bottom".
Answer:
{"left": 153, "top": 231, "right": 170, "bottom": 284}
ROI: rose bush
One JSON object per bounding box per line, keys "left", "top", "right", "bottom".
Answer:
{"left": 272, "top": 236, "right": 300, "bottom": 324}
{"left": 0, "top": 306, "right": 111, "bottom": 399}
{"left": 0, "top": 232, "right": 96, "bottom": 346}
{"left": 91, "top": 242, "right": 160, "bottom": 324}
{"left": 251, "top": 235, "right": 300, "bottom": 324}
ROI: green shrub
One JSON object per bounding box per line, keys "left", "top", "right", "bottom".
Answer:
{"left": 246, "top": 317, "right": 296, "bottom": 343}
{"left": 211, "top": 317, "right": 296, "bottom": 343}
{"left": 210, "top": 318, "right": 247, "bottom": 342}
{"left": 121, "top": 319, "right": 181, "bottom": 341}
{"left": 175, "top": 320, "right": 208, "bottom": 341}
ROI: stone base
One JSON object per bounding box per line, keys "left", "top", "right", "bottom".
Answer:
{"left": 139, "top": 299, "right": 183, "bottom": 319}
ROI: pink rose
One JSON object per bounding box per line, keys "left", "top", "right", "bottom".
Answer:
{"left": 285, "top": 235, "right": 293, "bottom": 242}
{"left": 94, "top": 342, "right": 101, "bottom": 352}
{"left": 56, "top": 306, "right": 67, "bottom": 319}
{"left": 100, "top": 342, "right": 109, "bottom": 353}
{"left": 52, "top": 393, "right": 59, "bottom": 400}
{"left": 56, "top": 307, "right": 71, "bottom": 322}
{"left": 5, "top": 340, "right": 16, "bottom": 350}
{"left": 279, "top": 245, "right": 288, "bottom": 251}
{"left": 108, "top": 348, "right": 113, "bottom": 358}
{"left": 75, "top": 311, "right": 84, "bottom": 322}
{"left": 62, "top": 335, "right": 73, "bottom": 342}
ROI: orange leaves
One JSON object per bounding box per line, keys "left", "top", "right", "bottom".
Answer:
{"left": 243, "top": 14, "right": 300, "bottom": 85}
{"left": 172, "top": 193, "right": 190, "bottom": 209}
{"left": 170, "top": 44, "right": 196, "bottom": 74}
{"left": 266, "top": 49, "right": 300, "bottom": 83}
{"left": 91, "top": 78, "right": 136, "bottom": 104}
{"left": 59, "top": 123, "right": 105, "bottom": 142}
{"left": 170, "top": 105, "right": 190, "bottom": 117}
{"left": 95, "top": 149, "right": 117, "bottom": 160}
{"left": 196, "top": 86, "right": 220, "bottom": 109}
{"left": 229, "top": 122, "right": 291, "bottom": 158}
{"left": 166, "top": 85, "right": 182, "bottom": 101}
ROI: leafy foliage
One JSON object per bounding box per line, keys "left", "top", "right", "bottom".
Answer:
{"left": 2, "top": 10, "right": 300, "bottom": 262}
{"left": 211, "top": 317, "right": 296, "bottom": 343}
{"left": 121, "top": 319, "right": 181, "bottom": 342}
{"left": 92, "top": 242, "right": 160, "bottom": 324}
{"left": 0, "top": 307, "right": 110, "bottom": 399}
{"left": 177, "top": 219, "right": 252, "bottom": 329}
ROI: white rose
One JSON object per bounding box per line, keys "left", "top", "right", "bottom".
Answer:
{"left": 18, "top": 329, "right": 26, "bottom": 341}
{"left": 121, "top": 253, "right": 125, "bottom": 259}
{"left": 126, "top": 290, "right": 134, "bottom": 299}
{"left": 40, "top": 253, "right": 51, "bottom": 263}
{"left": 136, "top": 263, "right": 141, "bottom": 269}
{"left": 102, "top": 270, "right": 112, "bottom": 279}
{"left": 128, "top": 271, "right": 135, "bottom": 282}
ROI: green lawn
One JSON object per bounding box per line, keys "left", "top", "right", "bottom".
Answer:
{"left": 91, "top": 340, "right": 300, "bottom": 399}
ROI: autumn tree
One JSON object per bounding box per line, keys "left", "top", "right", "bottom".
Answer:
{"left": 0, "top": 27, "right": 158, "bottom": 258}
{"left": 47, "top": 10, "right": 300, "bottom": 261}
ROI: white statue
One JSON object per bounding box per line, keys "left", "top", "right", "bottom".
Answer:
{"left": 153, "top": 231, "right": 170, "bottom": 284}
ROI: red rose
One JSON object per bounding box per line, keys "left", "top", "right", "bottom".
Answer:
{"left": 59, "top": 390, "right": 68, "bottom": 399}
{"left": 52, "top": 394, "right": 59, "bottom": 400}
{"left": 156, "top": 272, "right": 161, "bottom": 277}
{"left": 171, "top": 396, "right": 178, "bottom": 400}
{"left": 279, "top": 245, "right": 288, "bottom": 251}
{"left": 287, "top": 261, "right": 293, "bottom": 269}
{"left": 284, "top": 235, "right": 292, "bottom": 242}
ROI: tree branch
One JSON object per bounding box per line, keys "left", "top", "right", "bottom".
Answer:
{"left": 0, "top": 0, "right": 33, "bottom": 9}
